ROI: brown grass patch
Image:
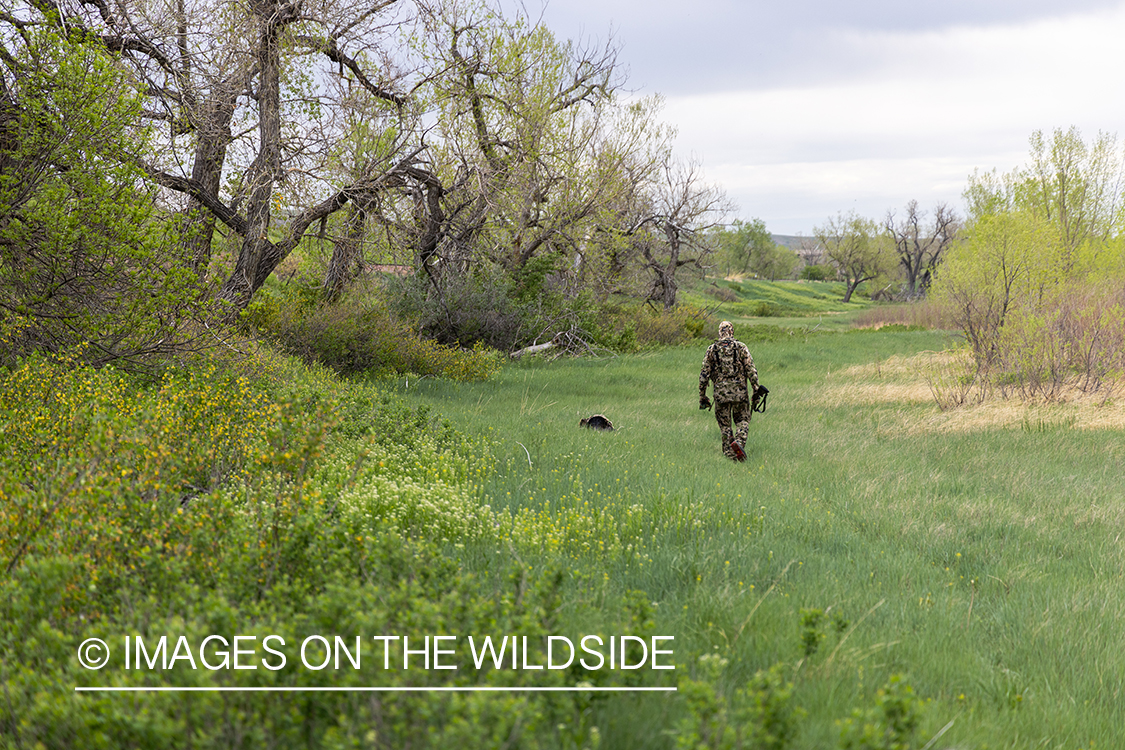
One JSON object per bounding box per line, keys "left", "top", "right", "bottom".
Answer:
{"left": 817, "top": 351, "right": 1125, "bottom": 433}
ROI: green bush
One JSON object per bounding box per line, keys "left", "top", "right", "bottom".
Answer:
{"left": 588, "top": 302, "right": 713, "bottom": 350}
{"left": 838, "top": 675, "right": 921, "bottom": 750}
{"left": 384, "top": 268, "right": 530, "bottom": 351}
{"left": 0, "top": 31, "right": 206, "bottom": 370}
{"left": 673, "top": 655, "right": 800, "bottom": 750}
{"left": 706, "top": 284, "right": 739, "bottom": 303}
{"left": 753, "top": 301, "right": 780, "bottom": 317}
{"left": 0, "top": 346, "right": 670, "bottom": 749}
{"left": 247, "top": 286, "right": 502, "bottom": 381}
{"left": 800, "top": 265, "right": 833, "bottom": 281}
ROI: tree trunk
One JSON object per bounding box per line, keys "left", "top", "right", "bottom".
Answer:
{"left": 181, "top": 85, "right": 238, "bottom": 272}
{"left": 217, "top": 1, "right": 288, "bottom": 319}
{"left": 323, "top": 205, "right": 366, "bottom": 303}
{"left": 660, "top": 221, "right": 680, "bottom": 311}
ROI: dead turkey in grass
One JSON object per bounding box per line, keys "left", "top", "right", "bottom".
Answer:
{"left": 579, "top": 414, "right": 614, "bottom": 431}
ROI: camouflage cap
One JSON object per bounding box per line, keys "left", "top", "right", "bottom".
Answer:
{"left": 718, "top": 320, "right": 734, "bottom": 338}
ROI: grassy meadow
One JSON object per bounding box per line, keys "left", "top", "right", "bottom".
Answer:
{"left": 5, "top": 294, "right": 1125, "bottom": 747}
{"left": 400, "top": 325, "right": 1125, "bottom": 748}
{"left": 682, "top": 277, "right": 873, "bottom": 331}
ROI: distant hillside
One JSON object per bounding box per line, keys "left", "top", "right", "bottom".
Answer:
{"left": 771, "top": 234, "right": 812, "bottom": 249}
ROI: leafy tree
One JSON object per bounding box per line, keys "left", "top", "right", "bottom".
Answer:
{"left": 933, "top": 128, "right": 1125, "bottom": 394}
{"left": 934, "top": 196, "right": 1045, "bottom": 366}
{"left": 0, "top": 27, "right": 203, "bottom": 367}
{"left": 813, "top": 211, "right": 892, "bottom": 303}
{"left": 15, "top": 0, "right": 417, "bottom": 319}
{"left": 713, "top": 217, "right": 775, "bottom": 277}
{"left": 408, "top": 4, "right": 666, "bottom": 298}
{"left": 368, "top": 2, "right": 675, "bottom": 345}
{"left": 1020, "top": 127, "right": 1125, "bottom": 267}
{"left": 751, "top": 241, "right": 800, "bottom": 281}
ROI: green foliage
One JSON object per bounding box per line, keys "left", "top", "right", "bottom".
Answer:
{"left": 709, "top": 219, "right": 798, "bottom": 281}
{"left": 813, "top": 213, "right": 895, "bottom": 304}
{"left": 0, "top": 347, "right": 657, "bottom": 748}
{"left": 838, "top": 675, "right": 921, "bottom": 750}
{"left": 933, "top": 128, "right": 1125, "bottom": 399}
{"left": 800, "top": 264, "right": 833, "bottom": 282}
{"left": 753, "top": 244, "right": 801, "bottom": 282}
{"left": 673, "top": 656, "right": 800, "bottom": 750}
{"left": 247, "top": 283, "right": 502, "bottom": 381}
{"left": 753, "top": 302, "right": 780, "bottom": 318}
{"left": 0, "top": 29, "right": 204, "bottom": 369}
{"left": 386, "top": 268, "right": 536, "bottom": 351}
{"left": 798, "top": 608, "right": 825, "bottom": 657}
{"left": 586, "top": 301, "right": 713, "bottom": 350}
{"left": 405, "top": 3, "right": 680, "bottom": 329}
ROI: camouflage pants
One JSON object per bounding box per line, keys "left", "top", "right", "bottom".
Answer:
{"left": 715, "top": 400, "right": 750, "bottom": 458}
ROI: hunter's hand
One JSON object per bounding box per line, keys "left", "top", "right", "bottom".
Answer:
{"left": 699, "top": 395, "right": 712, "bottom": 411}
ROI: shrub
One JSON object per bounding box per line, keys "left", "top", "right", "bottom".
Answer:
{"left": 801, "top": 264, "right": 833, "bottom": 281}
{"left": 384, "top": 268, "right": 529, "bottom": 351}
{"left": 0, "top": 345, "right": 662, "bottom": 749}
{"left": 753, "top": 301, "right": 780, "bottom": 318}
{"left": 852, "top": 301, "right": 949, "bottom": 331}
{"left": 626, "top": 304, "right": 711, "bottom": 347}
{"left": 673, "top": 655, "right": 800, "bottom": 750}
{"left": 249, "top": 285, "right": 502, "bottom": 381}
{"left": 0, "top": 31, "right": 207, "bottom": 370}
{"left": 706, "top": 284, "right": 739, "bottom": 302}
{"left": 838, "top": 675, "right": 921, "bottom": 750}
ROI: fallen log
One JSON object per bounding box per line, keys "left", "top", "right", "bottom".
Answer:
{"left": 510, "top": 334, "right": 561, "bottom": 359}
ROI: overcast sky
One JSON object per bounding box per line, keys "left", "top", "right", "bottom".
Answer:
{"left": 515, "top": 0, "right": 1125, "bottom": 234}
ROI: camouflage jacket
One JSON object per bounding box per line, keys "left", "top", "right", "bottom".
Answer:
{"left": 699, "top": 338, "right": 759, "bottom": 404}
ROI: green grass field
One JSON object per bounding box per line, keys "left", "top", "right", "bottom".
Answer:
{"left": 6, "top": 315, "right": 1124, "bottom": 748}
{"left": 680, "top": 276, "right": 873, "bottom": 329}
{"left": 399, "top": 326, "right": 1125, "bottom": 748}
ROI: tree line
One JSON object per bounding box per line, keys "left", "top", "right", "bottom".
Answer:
{"left": 0, "top": 0, "right": 730, "bottom": 366}
{"left": 705, "top": 199, "right": 960, "bottom": 307}
{"left": 789, "top": 127, "right": 1125, "bottom": 401}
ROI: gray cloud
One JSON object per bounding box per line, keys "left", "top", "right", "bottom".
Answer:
{"left": 528, "top": 0, "right": 1125, "bottom": 92}
{"left": 503, "top": 0, "right": 1125, "bottom": 232}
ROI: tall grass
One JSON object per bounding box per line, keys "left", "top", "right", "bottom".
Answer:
{"left": 404, "top": 326, "right": 1125, "bottom": 747}
{"left": 851, "top": 299, "right": 951, "bottom": 330}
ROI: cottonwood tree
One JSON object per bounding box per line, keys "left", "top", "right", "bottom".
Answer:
{"left": 884, "top": 200, "right": 960, "bottom": 299}
{"left": 412, "top": 2, "right": 638, "bottom": 278}
{"left": 713, "top": 217, "right": 775, "bottom": 277}
{"left": 13, "top": 0, "right": 418, "bottom": 319}
{"left": 5, "top": 0, "right": 716, "bottom": 350}
{"left": 935, "top": 130, "right": 1125, "bottom": 384}
{"left": 631, "top": 155, "right": 732, "bottom": 311}
{"left": 377, "top": 2, "right": 673, "bottom": 344}
{"left": 1019, "top": 127, "right": 1125, "bottom": 272}
{"left": 814, "top": 211, "right": 892, "bottom": 303}
{"left": 752, "top": 241, "right": 800, "bottom": 281}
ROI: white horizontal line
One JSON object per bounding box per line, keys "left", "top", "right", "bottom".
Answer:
{"left": 75, "top": 686, "right": 677, "bottom": 693}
